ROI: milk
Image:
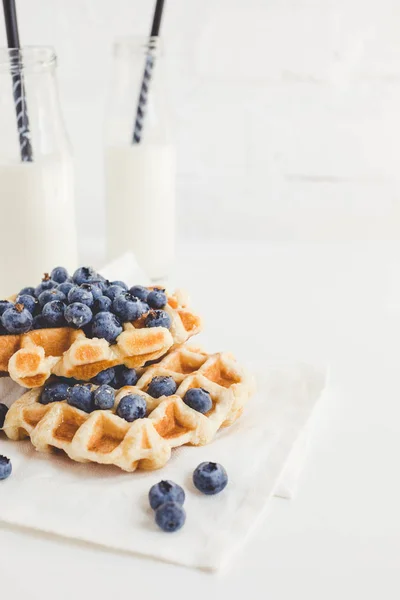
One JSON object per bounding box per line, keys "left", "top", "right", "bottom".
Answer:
{"left": 105, "top": 144, "right": 176, "bottom": 281}
{"left": 0, "top": 157, "right": 78, "bottom": 297}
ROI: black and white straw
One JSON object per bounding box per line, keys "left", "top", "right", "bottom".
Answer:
{"left": 10, "top": 69, "right": 33, "bottom": 161}
{"left": 2, "top": 0, "right": 33, "bottom": 162}
{"left": 132, "top": 51, "right": 155, "bottom": 144}
{"left": 132, "top": 0, "right": 165, "bottom": 145}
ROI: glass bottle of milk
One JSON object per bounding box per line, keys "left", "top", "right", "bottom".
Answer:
{"left": 105, "top": 37, "right": 176, "bottom": 282}
{"left": 0, "top": 47, "right": 78, "bottom": 297}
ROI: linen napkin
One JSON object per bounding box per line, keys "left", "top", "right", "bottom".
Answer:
{"left": 0, "top": 254, "right": 327, "bottom": 570}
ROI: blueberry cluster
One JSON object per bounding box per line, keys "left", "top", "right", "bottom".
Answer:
{"left": 39, "top": 371, "right": 148, "bottom": 422}
{"left": 148, "top": 462, "right": 228, "bottom": 533}
{"left": 0, "top": 266, "right": 171, "bottom": 342}
{"left": 149, "top": 481, "right": 186, "bottom": 532}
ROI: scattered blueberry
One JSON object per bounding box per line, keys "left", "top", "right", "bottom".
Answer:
{"left": 15, "top": 294, "right": 37, "bottom": 314}
{"left": 116, "top": 394, "right": 146, "bottom": 422}
{"left": 19, "top": 286, "right": 35, "bottom": 297}
{"left": 34, "top": 274, "right": 57, "bottom": 297}
{"left": 0, "top": 456, "right": 12, "bottom": 480}
{"left": 129, "top": 285, "right": 149, "bottom": 302}
{"left": 65, "top": 302, "right": 93, "bottom": 328}
{"left": 147, "top": 376, "right": 177, "bottom": 398}
{"left": 58, "top": 281, "right": 75, "bottom": 297}
{"left": 183, "top": 388, "right": 212, "bottom": 414}
{"left": 38, "top": 288, "right": 66, "bottom": 307}
{"left": 112, "top": 292, "right": 145, "bottom": 322}
{"left": 0, "top": 300, "right": 13, "bottom": 316}
{"left": 0, "top": 403, "right": 8, "bottom": 427}
{"left": 80, "top": 283, "right": 103, "bottom": 301}
{"left": 93, "top": 385, "right": 115, "bottom": 410}
{"left": 91, "top": 367, "right": 115, "bottom": 386}
{"left": 93, "top": 295, "right": 112, "bottom": 313}
{"left": 111, "top": 280, "right": 128, "bottom": 291}
{"left": 32, "top": 314, "right": 47, "bottom": 330}
{"left": 40, "top": 381, "right": 71, "bottom": 404}
{"left": 147, "top": 289, "right": 167, "bottom": 310}
{"left": 67, "top": 384, "right": 94, "bottom": 413}
{"left": 68, "top": 286, "right": 94, "bottom": 307}
{"left": 104, "top": 284, "right": 125, "bottom": 302}
{"left": 155, "top": 502, "right": 186, "bottom": 533}
{"left": 72, "top": 266, "right": 98, "bottom": 285}
{"left": 193, "top": 462, "right": 228, "bottom": 495}
{"left": 91, "top": 312, "right": 122, "bottom": 343}
{"left": 144, "top": 310, "right": 171, "bottom": 329}
{"left": 1, "top": 304, "right": 33, "bottom": 334}
{"left": 42, "top": 300, "right": 66, "bottom": 327}
{"left": 51, "top": 266, "right": 69, "bottom": 283}
{"left": 113, "top": 365, "right": 138, "bottom": 387}
{"left": 149, "top": 480, "right": 185, "bottom": 510}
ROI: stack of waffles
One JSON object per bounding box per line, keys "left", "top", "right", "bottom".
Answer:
{"left": 0, "top": 273, "right": 254, "bottom": 472}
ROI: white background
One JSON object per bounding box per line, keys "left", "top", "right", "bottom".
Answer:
{"left": 1, "top": 0, "right": 400, "bottom": 251}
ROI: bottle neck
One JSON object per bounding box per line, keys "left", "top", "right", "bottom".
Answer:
{"left": 0, "top": 47, "right": 70, "bottom": 162}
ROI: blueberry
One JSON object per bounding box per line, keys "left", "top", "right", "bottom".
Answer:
{"left": 116, "top": 394, "right": 146, "bottom": 422}
{"left": 193, "top": 462, "right": 228, "bottom": 495}
{"left": 15, "top": 294, "right": 37, "bottom": 314}
{"left": 68, "top": 286, "right": 94, "bottom": 307}
{"left": 147, "top": 289, "right": 167, "bottom": 310}
{"left": 42, "top": 300, "right": 66, "bottom": 327}
{"left": 32, "top": 314, "right": 47, "bottom": 330}
{"left": 183, "top": 388, "right": 212, "bottom": 414}
{"left": 58, "top": 281, "right": 75, "bottom": 297}
{"left": 1, "top": 304, "right": 33, "bottom": 334}
{"left": 93, "top": 295, "right": 112, "bottom": 313}
{"left": 113, "top": 365, "right": 138, "bottom": 387}
{"left": 91, "top": 279, "right": 108, "bottom": 294}
{"left": 129, "top": 285, "right": 149, "bottom": 302}
{"left": 40, "top": 381, "right": 71, "bottom": 404}
{"left": 144, "top": 310, "right": 171, "bottom": 329}
{"left": 91, "top": 367, "right": 115, "bottom": 386}
{"left": 80, "top": 283, "right": 103, "bottom": 301}
{"left": 147, "top": 376, "right": 177, "bottom": 398}
{"left": 111, "top": 280, "right": 128, "bottom": 291}
{"left": 149, "top": 480, "right": 185, "bottom": 510}
{"left": 104, "top": 284, "right": 125, "bottom": 302}
{"left": 67, "top": 384, "right": 94, "bottom": 413}
{"left": 38, "top": 288, "right": 66, "bottom": 307}
{"left": 112, "top": 293, "right": 145, "bottom": 322}
{"left": 0, "top": 403, "right": 8, "bottom": 427}
{"left": 51, "top": 266, "right": 69, "bottom": 283}
{"left": 91, "top": 312, "right": 122, "bottom": 343}
{"left": 155, "top": 502, "right": 186, "bottom": 533}
{"left": 0, "top": 456, "right": 12, "bottom": 480}
{"left": 0, "top": 300, "right": 13, "bottom": 316}
{"left": 19, "top": 286, "right": 35, "bottom": 297}
{"left": 64, "top": 302, "right": 93, "bottom": 328}
{"left": 34, "top": 274, "right": 57, "bottom": 297}
{"left": 72, "top": 266, "right": 98, "bottom": 285}
{"left": 93, "top": 385, "right": 115, "bottom": 410}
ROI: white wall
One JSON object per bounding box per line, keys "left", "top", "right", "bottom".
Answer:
{"left": 2, "top": 0, "right": 400, "bottom": 253}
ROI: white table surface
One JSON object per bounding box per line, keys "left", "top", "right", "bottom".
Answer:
{"left": 1, "top": 241, "right": 399, "bottom": 599}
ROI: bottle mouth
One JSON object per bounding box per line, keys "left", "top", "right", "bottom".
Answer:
{"left": 114, "top": 36, "right": 164, "bottom": 56}
{"left": 0, "top": 46, "right": 56, "bottom": 73}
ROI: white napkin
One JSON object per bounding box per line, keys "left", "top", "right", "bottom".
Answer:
{"left": 0, "top": 254, "right": 327, "bottom": 570}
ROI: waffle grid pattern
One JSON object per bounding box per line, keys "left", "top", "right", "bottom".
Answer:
{"left": 3, "top": 347, "right": 254, "bottom": 472}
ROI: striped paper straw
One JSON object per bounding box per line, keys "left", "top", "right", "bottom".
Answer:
{"left": 132, "top": 0, "right": 165, "bottom": 144}
{"left": 2, "top": 0, "right": 33, "bottom": 162}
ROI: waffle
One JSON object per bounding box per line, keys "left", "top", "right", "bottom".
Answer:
{"left": 0, "top": 290, "right": 201, "bottom": 388}
{"left": 2, "top": 346, "right": 255, "bottom": 472}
